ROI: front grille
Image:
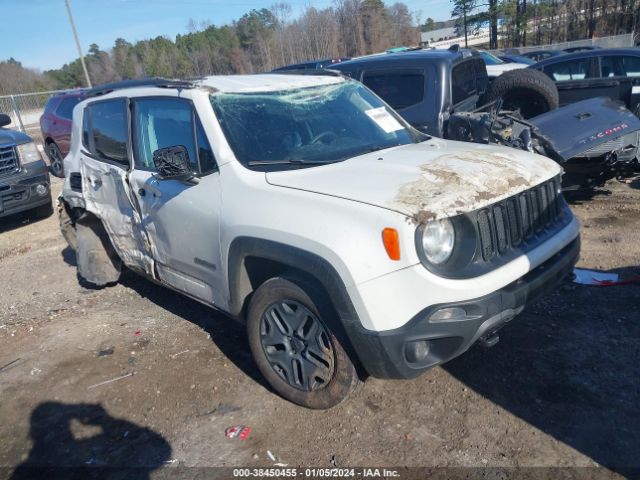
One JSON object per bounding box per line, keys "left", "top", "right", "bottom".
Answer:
{"left": 0, "top": 144, "right": 19, "bottom": 176}
{"left": 477, "top": 177, "right": 564, "bottom": 261}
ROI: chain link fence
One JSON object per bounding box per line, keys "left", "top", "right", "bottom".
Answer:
{"left": 488, "top": 33, "right": 635, "bottom": 55}
{"left": 0, "top": 90, "right": 67, "bottom": 146}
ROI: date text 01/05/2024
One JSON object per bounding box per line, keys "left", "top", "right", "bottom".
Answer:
{"left": 232, "top": 468, "right": 400, "bottom": 478}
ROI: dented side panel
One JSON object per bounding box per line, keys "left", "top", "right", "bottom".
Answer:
{"left": 79, "top": 158, "right": 154, "bottom": 276}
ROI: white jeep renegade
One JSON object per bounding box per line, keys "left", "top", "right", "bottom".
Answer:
{"left": 59, "top": 74, "right": 580, "bottom": 408}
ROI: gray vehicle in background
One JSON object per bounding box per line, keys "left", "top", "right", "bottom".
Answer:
{"left": 0, "top": 113, "right": 52, "bottom": 219}
{"left": 331, "top": 49, "right": 640, "bottom": 190}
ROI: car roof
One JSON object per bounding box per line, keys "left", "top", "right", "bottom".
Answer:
{"left": 52, "top": 89, "right": 87, "bottom": 99}
{"left": 533, "top": 47, "right": 640, "bottom": 67}
{"left": 196, "top": 74, "right": 345, "bottom": 93}
{"left": 335, "top": 48, "right": 469, "bottom": 68}
{"left": 83, "top": 74, "right": 346, "bottom": 99}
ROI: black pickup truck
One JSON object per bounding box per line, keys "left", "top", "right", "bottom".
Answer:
{"left": 330, "top": 49, "right": 640, "bottom": 191}
{"left": 0, "top": 113, "right": 52, "bottom": 219}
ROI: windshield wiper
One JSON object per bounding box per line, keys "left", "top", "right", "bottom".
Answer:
{"left": 365, "top": 144, "right": 403, "bottom": 154}
{"left": 247, "top": 159, "right": 339, "bottom": 166}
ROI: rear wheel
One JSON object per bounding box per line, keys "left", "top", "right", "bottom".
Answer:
{"left": 247, "top": 277, "right": 360, "bottom": 409}
{"left": 46, "top": 142, "right": 64, "bottom": 178}
{"left": 483, "top": 69, "right": 559, "bottom": 119}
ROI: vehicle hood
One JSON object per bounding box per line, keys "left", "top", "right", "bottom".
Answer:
{"left": 485, "top": 63, "right": 527, "bottom": 76}
{"left": 529, "top": 97, "right": 640, "bottom": 161}
{"left": 266, "top": 140, "right": 560, "bottom": 223}
{"left": 0, "top": 127, "right": 31, "bottom": 145}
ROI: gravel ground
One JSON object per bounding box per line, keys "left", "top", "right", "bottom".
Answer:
{"left": 0, "top": 176, "right": 638, "bottom": 479}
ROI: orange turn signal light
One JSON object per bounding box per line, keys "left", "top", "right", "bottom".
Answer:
{"left": 382, "top": 228, "right": 401, "bottom": 261}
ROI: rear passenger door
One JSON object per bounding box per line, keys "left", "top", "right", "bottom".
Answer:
{"left": 127, "top": 96, "right": 224, "bottom": 305}
{"left": 541, "top": 57, "right": 601, "bottom": 105}
{"left": 618, "top": 55, "right": 640, "bottom": 115}
{"left": 79, "top": 98, "right": 154, "bottom": 275}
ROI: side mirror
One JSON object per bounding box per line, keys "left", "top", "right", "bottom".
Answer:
{"left": 152, "top": 145, "right": 193, "bottom": 180}
{"left": 0, "top": 113, "right": 11, "bottom": 128}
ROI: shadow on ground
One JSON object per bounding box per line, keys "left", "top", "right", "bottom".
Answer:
{"left": 11, "top": 402, "right": 171, "bottom": 480}
{"left": 119, "top": 272, "right": 269, "bottom": 390}
{"left": 444, "top": 266, "right": 640, "bottom": 475}
{"left": 60, "top": 248, "right": 268, "bottom": 390}
{"left": 0, "top": 209, "right": 52, "bottom": 234}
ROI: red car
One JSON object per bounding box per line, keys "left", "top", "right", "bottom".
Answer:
{"left": 39, "top": 90, "right": 85, "bottom": 177}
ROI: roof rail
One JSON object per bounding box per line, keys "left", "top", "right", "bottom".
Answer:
{"left": 85, "top": 77, "right": 195, "bottom": 98}
{"left": 270, "top": 68, "right": 345, "bottom": 78}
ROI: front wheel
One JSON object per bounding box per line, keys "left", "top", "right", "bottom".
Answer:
{"left": 247, "top": 277, "right": 360, "bottom": 409}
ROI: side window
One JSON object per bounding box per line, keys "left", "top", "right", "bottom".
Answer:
{"left": 55, "top": 97, "right": 81, "bottom": 121}
{"left": 362, "top": 70, "right": 425, "bottom": 110}
{"left": 451, "top": 61, "right": 477, "bottom": 105}
{"left": 85, "top": 99, "right": 129, "bottom": 166}
{"left": 600, "top": 56, "right": 625, "bottom": 77}
{"left": 544, "top": 59, "right": 591, "bottom": 81}
{"left": 132, "top": 97, "right": 216, "bottom": 174}
{"left": 622, "top": 56, "right": 640, "bottom": 77}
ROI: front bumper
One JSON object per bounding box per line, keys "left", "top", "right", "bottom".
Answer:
{"left": 349, "top": 236, "right": 580, "bottom": 379}
{"left": 0, "top": 160, "right": 51, "bottom": 218}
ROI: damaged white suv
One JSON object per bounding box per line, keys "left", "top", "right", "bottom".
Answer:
{"left": 59, "top": 74, "right": 580, "bottom": 408}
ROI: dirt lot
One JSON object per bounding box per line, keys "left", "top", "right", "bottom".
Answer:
{"left": 0, "top": 176, "right": 639, "bottom": 479}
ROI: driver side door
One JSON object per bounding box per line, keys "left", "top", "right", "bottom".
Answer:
{"left": 127, "top": 96, "right": 225, "bottom": 306}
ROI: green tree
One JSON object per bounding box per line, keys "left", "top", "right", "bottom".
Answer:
{"left": 451, "top": 0, "right": 477, "bottom": 47}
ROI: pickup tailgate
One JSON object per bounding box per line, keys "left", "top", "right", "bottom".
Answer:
{"left": 529, "top": 97, "right": 640, "bottom": 161}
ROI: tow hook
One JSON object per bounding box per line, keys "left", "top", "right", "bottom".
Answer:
{"left": 478, "top": 332, "right": 500, "bottom": 348}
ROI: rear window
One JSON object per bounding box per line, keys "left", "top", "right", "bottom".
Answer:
{"left": 544, "top": 58, "right": 591, "bottom": 81}
{"left": 362, "top": 70, "right": 425, "bottom": 109}
{"left": 83, "top": 99, "right": 129, "bottom": 166}
{"left": 451, "top": 61, "right": 477, "bottom": 105}
{"left": 55, "top": 97, "right": 81, "bottom": 120}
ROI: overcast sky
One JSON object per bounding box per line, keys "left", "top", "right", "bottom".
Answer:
{"left": 0, "top": 0, "right": 453, "bottom": 71}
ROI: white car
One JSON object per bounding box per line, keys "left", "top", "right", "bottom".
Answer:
{"left": 479, "top": 51, "right": 528, "bottom": 78}
{"left": 59, "top": 74, "right": 580, "bottom": 408}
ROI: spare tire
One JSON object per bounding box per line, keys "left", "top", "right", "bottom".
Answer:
{"left": 482, "top": 69, "right": 559, "bottom": 119}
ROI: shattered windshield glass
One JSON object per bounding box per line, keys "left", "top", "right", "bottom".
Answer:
{"left": 210, "top": 80, "right": 419, "bottom": 168}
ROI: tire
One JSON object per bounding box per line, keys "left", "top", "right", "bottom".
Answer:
{"left": 45, "top": 142, "right": 65, "bottom": 178}
{"left": 482, "top": 69, "right": 559, "bottom": 119}
{"left": 247, "top": 277, "right": 360, "bottom": 409}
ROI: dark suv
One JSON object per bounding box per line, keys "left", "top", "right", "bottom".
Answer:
{"left": 531, "top": 48, "right": 640, "bottom": 115}
{"left": 0, "top": 113, "right": 52, "bottom": 219}
{"left": 39, "top": 90, "right": 85, "bottom": 177}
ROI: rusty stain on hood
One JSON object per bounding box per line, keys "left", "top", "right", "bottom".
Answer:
{"left": 392, "top": 149, "right": 558, "bottom": 223}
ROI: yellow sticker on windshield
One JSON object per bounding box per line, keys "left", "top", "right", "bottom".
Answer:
{"left": 365, "top": 107, "right": 404, "bottom": 133}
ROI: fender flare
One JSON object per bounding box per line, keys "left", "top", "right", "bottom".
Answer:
{"left": 227, "top": 236, "right": 363, "bottom": 333}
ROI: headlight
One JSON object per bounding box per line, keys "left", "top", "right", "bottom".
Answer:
{"left": 420, "top": 218, "right": 455, "bottom": 264}
{"left": 17, "top": 142, "right": 42, "bottom": 165}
